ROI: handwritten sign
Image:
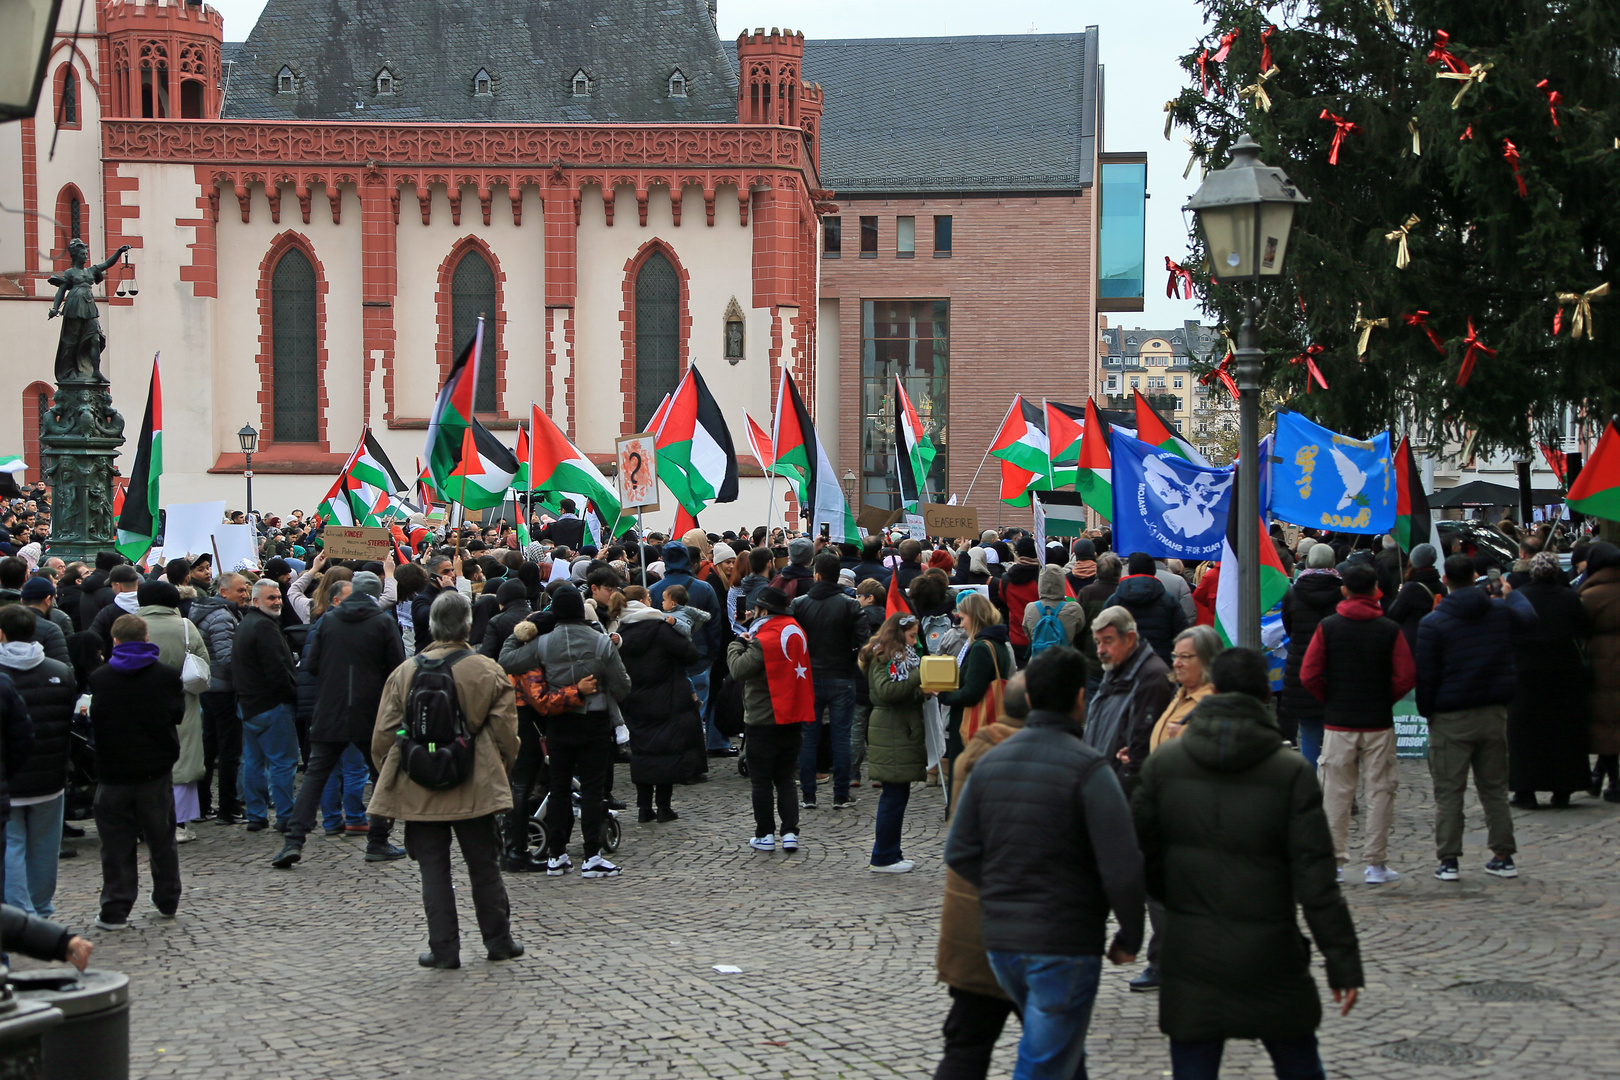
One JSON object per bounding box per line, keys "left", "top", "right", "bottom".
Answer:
{"left": 322, "top": 526, "right": 392, "bottom": 561}
{"left": 922, "top": 503, "right": 980, "bottom": 539}
{"left": 615, "top": 433, "right": 659, "bottom": 513}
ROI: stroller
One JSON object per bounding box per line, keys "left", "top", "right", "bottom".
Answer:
{"left": 65, "top": 716, "right": 97, "bottom": 821}
{"left": 527, "top": 778, "right": 621, "bottom": 858}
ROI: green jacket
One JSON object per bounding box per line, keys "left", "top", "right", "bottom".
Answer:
{"left": 865, "top": 655, "right": 926, "bottom": 783}
{"left": 1131, "top": 691, "right": 1362, "bottom": 1043}
{"left": 725, "top": 635, "right": 778, "bottom": 726}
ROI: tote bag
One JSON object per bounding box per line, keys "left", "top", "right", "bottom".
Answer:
{"left": 959, "top": 640, "right": 1009, "bottom": 743}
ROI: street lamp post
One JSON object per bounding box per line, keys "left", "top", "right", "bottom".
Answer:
{"left": 1187, "top": 134, "right": 1309, "bottom": 650}
{"left": 238, "top": 424, "right": 258, "bottom": 521}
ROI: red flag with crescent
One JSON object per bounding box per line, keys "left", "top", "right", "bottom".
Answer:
{"left": 753, "top": 614, "right": 815, "bottom": 726}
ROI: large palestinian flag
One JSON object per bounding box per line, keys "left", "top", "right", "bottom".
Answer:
{"left": 526, "top": 403, "right": 623, "bottom": 533}
{"left": 1214, "top": 472, "right": 1291, "bottom": 648}
{"left": 1073, "top": 398, "right": 1121, "bottom": 521}
{"left": 990, "top": 395, "right": 1051, "bottom": 505}
{"left": 774, "top": 370, "right": 859, "bottom": 542}
{"left": 423, "top": 318, "right": 482, "bottom": 497}
{"left": 1393, "top": 435, "right": 1439, "bottom": 553}
{"left": 654, "top": 366, "right": 739, "bottom": 517}
{"left": 317, "top": 428, "right": 412, "bottom": 526}
{"left": 1133, "top": 388, "right": 1211, "bottom": 466}
{"left": 895, "top": 375, "right": 937, "bottom": 508}
{"left": 1046, "top": 400, "right": 1086, "bottom": 488}
{"left": 444, "top": 418, "right": 520, "bottom": 511}
{"left": 1568, "top": 421, "right": 1620, "bottom": 522}
{"left": 116, "top": 356, "right": 163, "bottom": 562}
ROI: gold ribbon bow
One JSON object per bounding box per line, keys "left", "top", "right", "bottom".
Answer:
{"left": 1240, "top": 66, "right": 1280, "bottom": 112}
{"left": 1184, "top": 138, "right": 1206, "bottom": 180}
{"left": 1164, "top": 100, "right": 1176, "bottom": 140}
{"left": 1555, "top": 283, "right": 1610, "bottom": 340}
{"left": 1355, "top": 306, "right": 1389, "bottom": 358}
{"left": 1377, "top": 0, "right": 1395, "bottom": 21}
{"left": 1384, "top": 214, "right": 1420, "bottom": 270}
{"left": 1437, "top": 61, "right": 1493, "bottom": 110}
{"left": 1408, "top": 118, "right": 1421, "bottom": 156}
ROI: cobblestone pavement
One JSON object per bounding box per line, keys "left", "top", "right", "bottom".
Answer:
{"left": 32, "top": 757, "right": 1620, "bottom": 1079}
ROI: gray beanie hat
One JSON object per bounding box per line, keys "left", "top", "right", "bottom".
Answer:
{"left": 789, "top": 536, "right": 814, "bottom": 565}
{"left": 1409, "top": 543, "right": 1438, "bottom": 569}
{"left": 350, "top": 571, "right": 383, "bottom": 598}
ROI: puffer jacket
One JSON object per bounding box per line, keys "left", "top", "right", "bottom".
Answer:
{"left": 499, "top": 620, "right": 630, "bottom": 716}
{"left": 305, "top": 593, "right": 407, "bottom": 744}
{"left": 648, "top": 544, "right": 724, "bottom": 665}
{"left": 616, "top": 605, "right": 704, "bottom": 785}
{"left": 189, "top": 594, "right": 243, "bottom": 692}
{"left": 138, "top": 605, "right": 210, "bottom": 785}
{"left": 368, "top": 640, "right": 518, "bottom": 822}
{"left": 1103, "top": 574, "right": 1187, "bottom": 663}
{"left": 0, "top": 644, "right": 74, "bottom": 800}
{"left": 1131, "top": 691, "right": 1362, "bottom": 1042}
{"left": 1277, "top": 572, "right": 1344, "bottom": 737}
{"left": 864, "top": 653, "right": 927, "bottom": 784}
{"left": 478, "top": 599, "right": 532, "bottom": 660}
{"left": 1415, "top": 585, "right": 1538, "bottom": 718}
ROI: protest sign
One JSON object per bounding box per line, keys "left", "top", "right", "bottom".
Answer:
{"left": 322, "top": 526, "right": 392, "bottom": 560}
{"left": 161, "top": 501, "right": 228, "bottom": 559}
{"left": 922, "top": 503, "right": 980, "bottom": 539}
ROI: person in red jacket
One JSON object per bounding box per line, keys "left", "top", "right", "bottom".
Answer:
{"left": 1301, "top": 563, "right": 1416, "bottom": 887}
{"left": 988, "top": 538, "right": 1043, "bottom": 665}
{"left": 1191, "top": 561, "right": 1219, "bottom": 627}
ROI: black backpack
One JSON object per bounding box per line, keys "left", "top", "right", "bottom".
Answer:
{"left": 397, "top": 649, "right": 477, "bottom": 790}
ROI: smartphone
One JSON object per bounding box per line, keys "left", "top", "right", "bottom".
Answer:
{"left": 819, "top": 521, "right": 830, "bottom": 540}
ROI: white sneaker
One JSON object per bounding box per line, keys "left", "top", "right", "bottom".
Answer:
{"left": 545, "top": 854, "right": 572, "bottom": 876}
{"left": 749, "top": 834, "right": 776, "bottom": 851}
{"left": 781, "top": 833, "right": 799, "bottom": 851}
{"left": 581, "top": 855, "right": 620, "bottom": 878}
{"left": 149, "top": 898, "right": 176, "bottom": 919}
{"left": 175, "top": 825, "right": 196, "bottom": 844}
{"left": 1365, "top": 865, "right": 1400, "bottom": 885}
{"left": 1335, "top": 865, "right": 1344, "bottom": 884}
{"left": 93, "top": 917, "right": 128, "bottom": 931}
{"left": 869, "top": 860, "right": 915, "bottom": 874}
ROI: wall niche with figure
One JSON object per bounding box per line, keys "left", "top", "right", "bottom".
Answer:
{"left": 723, "top": 297, "right": 745, "bottom": 364}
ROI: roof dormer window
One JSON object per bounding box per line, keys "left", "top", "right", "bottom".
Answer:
{"left": 474, "top": 68, "right": 492, "bottom": 96}
{"left": 572, "top": 69, "right": 591, "bottom": 97}
{"left": 668, "top": 69, "right": 687, "bottom": 97}
{"left": 277, "top": 65, "right": 295, "bottom": 94}
{"left": 376, "top": 68, "right": 395, "bottom": 95}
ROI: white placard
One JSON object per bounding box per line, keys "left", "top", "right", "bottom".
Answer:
{"left": 161, "top": 501, "right": 227, "bottom": 560}
{"left": 211, "top": 523, "right": 260, "bottom": 571}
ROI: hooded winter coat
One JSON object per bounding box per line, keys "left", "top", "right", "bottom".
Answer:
{"left": 1580, "top": 553, "right": 1620, "bottom": 754}
{"left": 864, "top": 651, "right": 927, "bottom": 784}
{"left": 1022, "top": 566, "right": 1090, "bottom": 656}
{"left": 88, "top": 644, "right": 184, "bottom": 784}
{"left": 648, "top": 543, "right": 724, "bottom": 666}
{"left": 0, "top": 643, "right": 74, "bottom": 800}
{"left": 138, "top": 604, "right": 210, "bottom": 785}
{"left": 988, "top": 561, "right": 1042, "bottom": 648}
{"left": 1277, "top": 572, "right": 1344, "bottom": 739}
{"left": 188, "top": 594, "right": 243, "bottom": 692}
{"left": 304, "top": 593, "right": 407, "bottom": 744}
{"left": 616, "top": 604, "right": 705, "bottom": 785}
{"left": 1132, "top": 691, "right": 1362, "bottom": 1042}
{"left": 1103, "top": 574, "right": 1187, "bottom": 663}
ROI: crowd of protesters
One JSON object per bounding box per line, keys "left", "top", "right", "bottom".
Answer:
{"left": 2, "top": 481, "right": 1616, "bottom": 1078}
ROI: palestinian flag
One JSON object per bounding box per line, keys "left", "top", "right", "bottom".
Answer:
{"left": 526, "top": 403, "right": 623, "bottom": 533}
{"left": 745, "top": 413, "right": 776, "bottom": 473}
{"left": 1214, "top": 478, "right": 1291, "bottom": 647}
{"left": 1568, "top": 421, "right": 1620, "bottom": 522}
{"left": 423, "top": 318, "right": 482, "bottom": 497}
{"left": 1394, "top": 435, "right": 1439, "bottom": 553}
{"left": 1046, "top": 400, "right": 1086, "bottom": 487}
{"left": 1074, "top": 398, "right": 1116, "bottom": 521}
{"left": 999, "top": 458, "right": 1043, "bottom": 506}
{"left": 0, "top": 456, "right": 23, "bottom": 500}
{"left": 317, "top": 428, "right": 413, "bottom": 526}
{"left": 444, "top": 418, "right": 520, "bottom": 511}
{"left": 1133, "top": 388, "right": 1211, "bottom": 466}
{"left": 654, "top": 366, "right": 739, "bottom": 517}
{"left": 895, "top": 375, "right": 937, "bottom": 508}
{"left": 774, "top": 370, "right": 859, "bottom": 542}
{"left": 116, "top": 356, "right": 162, "bottom": 562}
{"left": 754, "top": 614, "right": 815, "bottom": 725}
{"left": 674, "top": 505, "right": 699, "bottom": 537}
{"left": 1034, "top": 490, "right": 1088, "bottom": 537}
{"left": 990, "top": 395, "right": 1051, "bottom": 476}
{"left": 513, "top": 424, "right": 531, "bottom": 492}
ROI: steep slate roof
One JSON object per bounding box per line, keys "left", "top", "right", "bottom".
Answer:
{"left": 221, "top": 0, "right": 738, "bottom": 123}
{"left": 802, "top": 30, "right": 1098, "bottom": 196}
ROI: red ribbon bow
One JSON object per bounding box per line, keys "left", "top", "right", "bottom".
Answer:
{"left": 1290, "top": 344, "right": 1329, "bottom": 393}
{"left": 1319, "top": 110, "right": 1361, "bottom": 165}
{"left": 1196, "top": 50, "right": 1222, "bottom": 96}
{"left": 1502, "top": 139, "right": 1527, "bottom": 198}
{"left": 1459, "top": 124, "right": 1473, "bottom": 141}
{"left": 1165, "top": 256, "right": 1194, "bottom": 299}
{"left": 1200, "top": 352, "right": 1240, "bottom": 400}
{"left": 1536, "top": 79, "right": 1562, "bottom": 130}
{"left": 1401, "top": 311, "right": 1447, "bottom": 355}
{"left": 1456, "top": 319, "right": 1495, "bottom": 386}
{"left": 1425, "top": 30, "right": 1468, "bottom": 74}
{"left": 1261, "top": 26, "right": 1275, "bottom": 72}
{"left": 1211, "top": 28, "right": 1240, "bottom": 63}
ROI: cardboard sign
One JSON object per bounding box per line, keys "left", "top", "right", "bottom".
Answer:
{"left": 922, "top": 503, "right": 980, "bottom": 539}
{"left": 322, "top": 526, "right": 392, "bottom": 561}
{"left": 616, "top": 433, "right": 659, "bottom": 512}
{"left": 857, "top": 504, "right": 903, "bottom": 533}
{"left": 903, "top": 513, "right": 927, "bottom": 538}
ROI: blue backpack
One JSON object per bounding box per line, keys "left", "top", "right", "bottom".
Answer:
{"left": 1028, "top": 602, "right": 1068, "bottom": 657}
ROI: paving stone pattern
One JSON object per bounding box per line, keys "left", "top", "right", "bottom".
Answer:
{"left": 33, "top": 759, "right": 1620, "bottom": 1079}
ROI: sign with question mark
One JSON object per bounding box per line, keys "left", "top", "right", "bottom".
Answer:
{"left": 615, "top": 432, "right": 660, "bottom": 513}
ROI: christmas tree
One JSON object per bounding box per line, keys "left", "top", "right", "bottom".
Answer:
{"left": 1167, "top": 0, "right": 1620, "bottom": 452}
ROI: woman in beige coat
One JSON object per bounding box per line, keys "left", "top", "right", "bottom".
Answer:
{"left": 136, "top": 582, "right": 211, "bottom": 842}
{"left": 370, "top": 591, "right": 522, "bottom": 969}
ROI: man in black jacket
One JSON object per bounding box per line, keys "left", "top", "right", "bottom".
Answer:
{"left": 789, "top": 552, "right": 871, "bottom": 810}
{"left": 851, "top": 535, "right": 893, "bottom": 591}
{"left": 232, "top": 578, "right": 299, "bottom": 832}
{"left": 272, "top": 572, "right": 407, "bottom": 868}
{"left": 89, "top": 613, "right": 185, "bottom": 929}
{"left": 945, "top": 645, "right": 1144, "bottom": 1080}
{"left": 87, "top": 565, "right": 142, "bottom": 655}
{"left": 75, "top": 552, "right": 124, "bottom": 630}
{"left": 533, "top": 499, "right": 587, "bottom": 550}
{"left": 0, "top": 606, "right": 74, "bottom": 916}
{"left": 1416, "top": 554, "right": 1538, "bottom": 882}
{"left": 478, "top": 579, "right": 531, "bottom": 660}
{"left": 1103, "top": 553, "right": 1187, "bottom": 663}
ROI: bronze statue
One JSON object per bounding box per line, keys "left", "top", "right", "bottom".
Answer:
{"left": 48, "top": 239, "right": 131, "bottom": 384}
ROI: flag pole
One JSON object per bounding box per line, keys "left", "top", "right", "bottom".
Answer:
{"left": 963, "top": 396, "right": 1019, "bottom": 506}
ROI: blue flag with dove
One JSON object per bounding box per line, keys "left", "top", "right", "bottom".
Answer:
{"left": 1269, "top": 411, "right": 1394, "bottom": 533}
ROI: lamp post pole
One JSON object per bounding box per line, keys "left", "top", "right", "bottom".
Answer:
{"left": 1234, "top": 296, "right": 1263, "bottom": 650}
{"left": 238, "top": 424, "right": 258, "bottom": 522}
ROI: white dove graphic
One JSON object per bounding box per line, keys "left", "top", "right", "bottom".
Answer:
{"left": 1328, "top": 446, "right": 1368, "bottom": 511}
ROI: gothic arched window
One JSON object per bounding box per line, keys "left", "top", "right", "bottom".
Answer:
{"left": 451, "top": 250, "right": 498, "bottom": 413}
{"left": 634, "top": 251, "right": 679, "bottom": 431}
{"left": 271, "top": 247, "right": 318, "bottom": 442}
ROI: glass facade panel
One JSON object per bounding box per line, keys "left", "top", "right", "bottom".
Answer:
{"left": 860, "top": 300, "right": 949, "bottom": 510}
{"left": 934, "top": 215, "right": 952, "bottom": 255}
{"left": 1098, "top": 161, "right": 1147, "bottom": 301}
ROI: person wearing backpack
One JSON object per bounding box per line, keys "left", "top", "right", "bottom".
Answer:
{"left": 370, "top": 591, "right": 522, "bottom": 970}
{"left": 1386, "top": 543, "right": 1443, "bottom": 654}
{"left": 1022, "top": 565, "right": 1088, "bottom": 661}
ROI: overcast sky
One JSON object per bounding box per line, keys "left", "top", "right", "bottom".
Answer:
{"left": 207, "top": 0, "right": 1210, "bottom": 330}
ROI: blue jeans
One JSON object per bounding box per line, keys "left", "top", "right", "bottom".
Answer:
{"left": 800, "top": 677, "right": 855, "bottom": 801}
{"left": 871, "top": 781, "right": 911, "bottom": 866}
{"left": 986, "top": 951, "right": 1104, "bottom": 1080}
{"left": 1298, "top": 720, "right": 1323, "bottom": 773}
{"left": 320, "top": 744, "right": 370, "bottom": 830}
{"left": 690, "top": 667, "right": 726, "bottom": 750}
{"left": 1170, "top": 1036, "right": 1324, "bottom": 1080}
{"left": 239, "top": 703, "right": 299, "bottom": 824}
{"left": 5, "top": 793, "right": 65, "bottom": 916}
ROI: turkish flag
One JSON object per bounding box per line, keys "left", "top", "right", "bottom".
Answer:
{"left": 754, "top": 615, "right": 815, "bottom": 726}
